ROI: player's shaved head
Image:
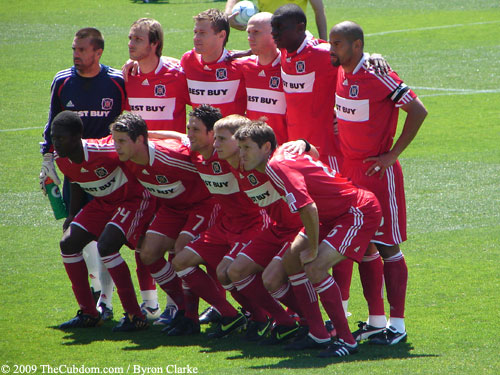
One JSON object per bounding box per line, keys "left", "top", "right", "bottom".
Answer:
{"left": 189, "top": 104, "right": 222, "bottom": 132}
{"left": 248, "top": 11, "right": 273, "bottom": 26}
{"left": 330, "top": 21, "right": 364, "bottom": 47}
{"left": 272, "top": 4, "right": 306, "bottom": 27}
{"left": 51, "top": 110, "right": 83, "bottom": 136}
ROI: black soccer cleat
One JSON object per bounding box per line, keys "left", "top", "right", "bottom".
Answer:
{"left": 318, "top": 339, "right": 359, "bottom": 358}
{"left": 165, "top": 316, "right": 201, "bottom": 336}
{"left": 98, "top": 303, "right": 114, "bottom": 321}
{"left": 352, "top": 321, "right": 385, "bottom": 342}
{"left": 245, "top": 318, "right": 272, "bottom": 342}
{"left": 199, "top": 306, "right": 222, "bottom": 325}
{"left": 207, "top": 311, "right": 247, "bottom": 339}
{"left": 261, "top": 322, "right": 300, "bottom": 345}
{"left": 59, "top": 310, "right": 103, "bottom": 329}
{"left": 285, "top": 334, "right": 331, "bottom": 350}
{"left": 112, "top": 313, "right": 149, "bottom": 332}
{"left": 369, "top": 326, "right": 407, "bottom": 345}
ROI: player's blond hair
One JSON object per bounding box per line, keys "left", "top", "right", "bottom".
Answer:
{"left": 214, "top": 115, "right": 251, "bottom": 135}
{"left": 131, "top": 18, "right": 164, "bottom": 58}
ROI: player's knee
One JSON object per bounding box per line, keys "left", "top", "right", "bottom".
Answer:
{"left": 262, "top": 272, "right": 281, "bottom": 292}
{"left": 97, "top": 238, "right": 120, "bottom": 257}
{"left": 227, "top": 263, "right": 244, "bottom": 283}
{"left": 303, "top": 262, "right": 324, "bottom": 284}
{"left": 59, "top": 236, "right": 83, "bottom": 255}
{"left": 216, "top": 264, "right": 230, "bottom": 285}
{"left": 139, "top": 247, "right": 157, "bottom": 266}
{"left": 172, "top": 251, "right": 188, "bottom": 272}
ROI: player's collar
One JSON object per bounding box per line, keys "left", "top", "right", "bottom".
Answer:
{"left": 352, "top": 53, "right": 370, "bottom": 75}
{"left": 147, "top": 141, "right": 156, "bottom": 166}
{"left": 218, "top": 49, "right": 229, "bottom": 63}
{"left": 257, "top": 50, "right": 281, "bottom": 67}
{"left": 82, "top": 139, "right": 89, "bottom": 162}
{"left": 295, "top": 31, "right": 314, "bottom": 56}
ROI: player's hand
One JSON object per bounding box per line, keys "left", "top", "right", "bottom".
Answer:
{"left": 228, "top": 12, "right": 247, "bottom": 31}
{"left": 122, "top": 59, "right": 139, "bottom": 82}
{"left": 364, "top": 151, "right": 398, "bottom": 179}
{"left": 366, "top": 53, "right": 391, "bottom": 76}
{"left": 40, "top": 153, "right": 61, "bottom": 194}
{"left": 282, "top": 140, "right": 307, "bottom": 155}
{"left": 299, "top": 247, "right": 318, "bottom": 266}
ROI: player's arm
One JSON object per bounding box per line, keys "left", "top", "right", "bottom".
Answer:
{"left": 309, "top": 0, "right": 327, "bottom": 40}
{"left": 298, "top": 202, "right": 320, "bottom": 265}
{"left": 62, "top": 182, "right": 86, "bottom": 232}
{"left": 148, "top": 130, "right": 185, "bottom": 140}
{"left": 225, "top": 0, "right": 247, "bottom": 31}
{"left": 365, "top": 97, "right": 428, "bottom": 178}
{"left": 281, "top": 139, "right": 320, "bottom": 159}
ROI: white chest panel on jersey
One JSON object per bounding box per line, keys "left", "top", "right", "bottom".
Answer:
{"left": 243, "top": 180, "right": 282, "bottom": 207}
{"left": 246, "top": 88, "right": 286, "bottom": 114}
{"left": 198, "top": 172, "right": 240, "bottom": 195}
{"left": 139, "top": 179, "right": 186, "bottom": 198}
{"left": 78, "top": 167, "right": 128, "bottom": 197}
{"left": 128, "top": 97, "right": 176, "bottom": 120}
{"left": 187, "top": 79, "right": 240, "bottom": 105}
{"left": 281, "top": 70, "right": 315, "bottom": 94}
{"left": 335, "top": 94, "right": 369, "bottom": 122}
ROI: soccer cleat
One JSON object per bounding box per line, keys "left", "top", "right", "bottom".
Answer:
{"left": 152, "top": 304, "right": 178, "bottom": 325}
{"left": 98, "top": 303, "right": 114, "bottom": 321}
{"left": 285, "top": 334, "right": 331, "bottom": 350}
{"left": 318, "top": 339, "right": 359, "bottom": 358}
{"left": 112, "top": 313, "right": 149, "bottom": 332}
{"left": 245, "top": 318, "right": 272, "bottom": 342}
{"left": 140, "top": 302, "right": 162, "bottom": 321}
{"left": 91, "top": 287, "right": 101, "bottom": 305}
{"left": 261, "top": 322, "right": 300, "bottom": 345}
{"left": 164, "top": 316, "right": 201, "bottom": 336}
{"left": 207, "top": 312, "right": 247, "bottom": 339}
{"left": 369, "top": 326, "right": 407, "bottom": 345}
{"left": 199, "top": 306, "right": 222, "bottom": 325}
{"left": 59, "top": 310, "right": 103, "bottom": 329}
{"left": 352, "top": 321, "right": 385, "bottom": 342}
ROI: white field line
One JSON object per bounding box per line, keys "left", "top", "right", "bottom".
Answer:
{"left": 414, "top": 86, "right": 500, "bottom": 98}
{"left": 0, "top": 126, "right": 43, "bottom": 132}
{"left": 366, "top": 20, "right": 500, "bottom": 37}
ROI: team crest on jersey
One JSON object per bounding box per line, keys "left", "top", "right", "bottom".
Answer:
{"left": 154, "top": 84, "right": 166, "bottom": 97}
{"left": 296, "top": 61, "right": 305, "bottom": 73}
{"left": 247, "top": 174, "right": 259, "bottom": 186}
{"left": 94, "top": 167, "right": 109, "bottom": 178}
{"left": 101, "top": 98, "right": 113, "bottom": 110}
{"left": 156, "top": 175, "right": 168, "bottom": 184}
{"left": 349, "top": 85, "right": 359, "bottom": 98}
{"left": 211, "top": 162, "right": 222, "bottom": 174}
{"left": 216, "top": 68, "right": 227, "bottom": 81}
{"left": 269, "top": 76, "right": 280, "bottom": 89}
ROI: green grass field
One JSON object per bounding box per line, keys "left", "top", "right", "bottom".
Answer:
{"left": 1, "top": 0, "right": 499, "bottom": 374}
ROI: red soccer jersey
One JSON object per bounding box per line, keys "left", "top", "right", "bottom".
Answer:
{"left": 239, "top": 53, "right": 288, "bottom": 144}
{"left": 280, "top": 34, "right": 340, "bottom": 159}
{"left": 189, "top": 147, "right": 267, "bottom": 230}
{"left": 233, "top": 167, "right": 302, "bottom": 230}
{"left": 180, "top": 49, "right": 246, "bottom": 117}
{"left": 266, "top": 146, "right": 358, "bottom": 221}
{"left": 125, "top": 58, "right": 189, "bottom": 132}
{"left": 335, "top": 53, "right": 417, "bottom": 160}
{"left": 124, "top": 138, "right": 211, "bottom": 209}
{"left": 55, "top": 136, "right": 145, "bottom": 205}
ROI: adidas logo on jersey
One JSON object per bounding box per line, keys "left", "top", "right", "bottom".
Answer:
{"left": 66, "top": 100, "right": 75, "bottom": 108}
{"left": 258, "top": 70, "right": 266, "bottom": 77}
{"left": 80, "top": 167, "right": 88, "bottom": 173}
{"left": 343, "top": 79, "right": 348, "bottom": 86}
{"left": 142, "top": 169, "right": 150, "bottom": 175}
{"left": 142, "top": 79, "right": 149, "bottom": 86}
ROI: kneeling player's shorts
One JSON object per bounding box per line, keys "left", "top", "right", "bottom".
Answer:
{"left": 236, "top": 224, "right": 299, "bottom": 268}
{"left": 342, "top": 159, "right": 407, "bottom": 245}
{"left": 185, "top": 215, "right": 266, "bottom": 270}
{"left": 299, "top": 189, "right": 382, "bottom": 263}
{"left": 146, "top": 198, "right": 217, "bottom": 244}
{"left": 72, "top": 191, "right": 156, "bottom": 249}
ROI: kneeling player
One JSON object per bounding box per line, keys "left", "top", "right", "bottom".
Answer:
{"left": 235, "top": 121, "right": 382, "bottom": 357}
{"left": 52, "top": 111, "right": 155, "bottom": 331}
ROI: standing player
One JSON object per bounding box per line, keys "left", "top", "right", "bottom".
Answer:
{"left": 224, "top": 0, "right": 328, "bottom": 41}
{"left": 39, "top": 28, "right": 126, "bottom": 319}
{"left": 51, "top": 111, "right": 154, "bottom": 331}
{"left": 235, "top": 121, "right": 383, "bottom": 357}
{"left": 330, "top": 21, "right": 428, "bottom": 344}
{"left": 181, "top": 9, "right": 247, "bottom": 117}
{"left": 110, "top": 112, "right": 217, "bottom": 336}
{"left": 239, "top": 12, "right": 288, "bottom": 144}
{"left": 126, "top": 18, "right": 190, "bottom": 132}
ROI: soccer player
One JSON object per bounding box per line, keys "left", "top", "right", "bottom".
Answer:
{"left": 330, "top": 21, "right": 428, "bottom": 345}
{"left": 224, "top": 0, "right": 327, "bottom": 41}
{"left": 51, "top": 111, "right": 154, "bottom": 331}
{"left": 110, "top": 112, "right": 217, "bottom": 336}
{"left": 126, "top": 18, "right": 190, "bottom": 132}
{"left": 239, "top": 12, "right": 288, "bottom": 144}
{"left": 235, "top": 121, "right": 383, "bottom": 357}
{"left": 181, "top": 8, "right": 247, "bottom": 117}
{"left": 39, "top": 28, "right": 126, "bottom": 319}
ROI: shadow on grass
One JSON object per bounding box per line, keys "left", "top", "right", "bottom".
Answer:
{"left": 50, "top": 322, "right": 438, "bottom": 367}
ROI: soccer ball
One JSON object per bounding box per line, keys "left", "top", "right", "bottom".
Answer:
{"left": 232, "top": 1, "right": 258, "bottom": 26}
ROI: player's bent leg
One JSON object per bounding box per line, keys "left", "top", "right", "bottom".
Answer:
{"left": 140, "top": 232, "right": 175, "bottom": 265}
{"left": 227, "top": 254, "right": 263, "bottom": 283}
{"left": 303, "top": 244, "right": 346, "bottom": 285}
{"left": 172, "top": 248, "right": 205, "bottom": 272}
{"left": 216, "top": 258, "right": 233, "bottom": 286}
{"left": 60, "top": 223, "right": 95, "bottom": 255}
{"left": 262, "top": 258, "right": 288, "bottom": 292}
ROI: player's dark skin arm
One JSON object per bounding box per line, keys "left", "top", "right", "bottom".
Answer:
{"left": 62, "top": 183, "right": 86, "bottom": 232}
